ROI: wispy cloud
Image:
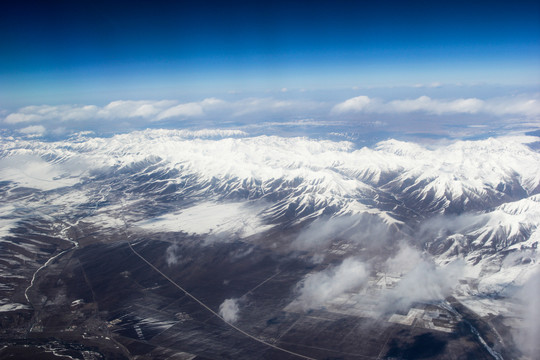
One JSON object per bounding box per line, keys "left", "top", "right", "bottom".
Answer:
{"left": 4, "top": 100, "right": 184, "bottom": 124}
{"left": 101, "top": 100, "right": 177, "bottom": 119}
{"left": 2, "top": 97, "right": 324, "bottom": 131}
{"left": 154, "top": 98, "right": 225, "bottom": 120}
{"left": 378, "top": 246, "right": 465, "bottom": 314}
{"left": 293, "top": 257, "right": 369, "bottom": 310}
{"left": 413, "top": 82, "right": 443, "bottom": 88}
{"left": 291, "top": 214, "right": 394, "bottom": 253}
{"left": 3, "top": 93, "right": 539, "bottom": 138}
{"left": 333, "top": 95, "right": 540, "bottom": 116}
{"left": 511, "top": 265, "right": 540, "bottom": 357}
{"left": 19, "top": 125, "right": 46, "bottom": 136}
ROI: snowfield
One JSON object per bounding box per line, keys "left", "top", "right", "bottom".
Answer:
{"left": 136, "top": 201, "right": 274, "bottom": 238}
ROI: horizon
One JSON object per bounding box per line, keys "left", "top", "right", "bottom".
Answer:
{"left": 1, "top": 1, "right": 539, "bottom": 142}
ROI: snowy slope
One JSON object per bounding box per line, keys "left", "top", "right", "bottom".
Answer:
{"left": 1, "top": 130, "right": 539, "bottom": 247}
{"left": 427, "top": 194, "right": 540, "bottom": 263}
{"left": 472, "top": 194, "right": 540, "bottom": 250}
{"left": 1, "top": 129, "right": 540, "bottom": 330}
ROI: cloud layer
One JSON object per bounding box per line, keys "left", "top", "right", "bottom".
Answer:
{"left": 3, "top": 97, "right": 321, "bottom": 125}
{"left": 332, "top": 95, "right": 540, "bottom": 116}
{"left": 3, "top": 92, "right": 539, "bottom": 138}
{"left": 379, "top": 251, "right": 465, "bottom": 313}
{"left": 511, "top": 265, "right": 540, "bottom": 357}
{"left": 291, "top": 242, "right": 466, "bottom": 315}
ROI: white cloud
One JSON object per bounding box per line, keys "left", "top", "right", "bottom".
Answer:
{"left": 384, "top": 242, "right": 423, "bottom": 275}
{"left": 165, "top": 243, "right": 180, "bottom": 266}
{"left": 486, "top": 97, "right": 540, "bottom": 117}
{"left": 3, "top": 97, "right": 325, "bottom": 134}
{"left": 511, "top": 266, "right": 540, "bottom": 358}
{"left": 155, "top": 98, "right": 226, "bottom": 120}
{"left": 413, "top": 82, "right": 443, "bottom": 88}
{"left": 200, "top": 97, "right": 226, "bottom": 107}
{"left": 4, "top": 94, "right": 538, "bottom": 136}
{"left": 332, "top": 95, "right": 540, "bottom": 116}
{"left": 2, "top": 99, "right": 218, "bottom": 125}
{"left": 5, "top": 104, "right": 101, "bottom": 124}
{"left": 58, "top": 105, "right": 100, "bottom": 121}
{"left": 331, "top": 95, "right": 372, "bottom": 113}
{"left": 19, "top": 125, "right": 46, "bottom": 136}
{"left": 379, "top": 246, "right": 465, "bottom": 314}
{"left": 99, "top": 100, "right": 176, "bottom": 119}
{"left": 4, "top": 112, "right": 42, "bottom": 124}
{"left": 294, "top": 257, "right": 368, "bottom": 310}
{"left": 380, "top": 260, "right": 463, "bottom": 313}
{"left": 156, "top": 102, "right": 204, "bottom": 120}
{"left": 291, "top": 214, "right": 392, "bottom": 252}
{"left": 219, "top": 298, "right": 240, "bottom": 323}
{"left": 388, "top": 96, "right": 483, "bottom": 114}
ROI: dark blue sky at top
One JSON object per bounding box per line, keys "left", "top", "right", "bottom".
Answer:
{"left": 1, "top": 0, "right": 539, "bottom": 104}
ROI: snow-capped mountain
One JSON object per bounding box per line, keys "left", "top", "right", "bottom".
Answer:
{"left": 1, "top": 129, "right": 539, "bottom": 359}
{"left": 1, "top": 131, "right": 539, "bottom": 242}
{"left": 3, "top": 131, "right": 539, "bottom": 218}
{"left": 0, "top": 130, "right": 538, "bottom": 309}
{"left": 427, "top": 194, "right": 540, "bottom": 262}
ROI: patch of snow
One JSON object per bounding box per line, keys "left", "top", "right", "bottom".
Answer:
{"left": 0, "top": 154, "right": 80, "bottom": 191}
{"left": 0, "top": 301, "right": 29, "bottom": 312}
{"left": 135, "top": 201, "right": 273, "bottom": 238}
{"left": 0, "top": 219, "right": 17, "bottom": 241}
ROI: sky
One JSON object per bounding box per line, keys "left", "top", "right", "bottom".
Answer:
{"left": 0, "top": 0, "right": 539, "bottom": 139}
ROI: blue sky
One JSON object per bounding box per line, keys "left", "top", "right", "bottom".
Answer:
{"left": 0, "top": 0, "right": 539, "bottom": 141}
{"left": 1, "top": 0, "right": 539, "bottom": 104}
